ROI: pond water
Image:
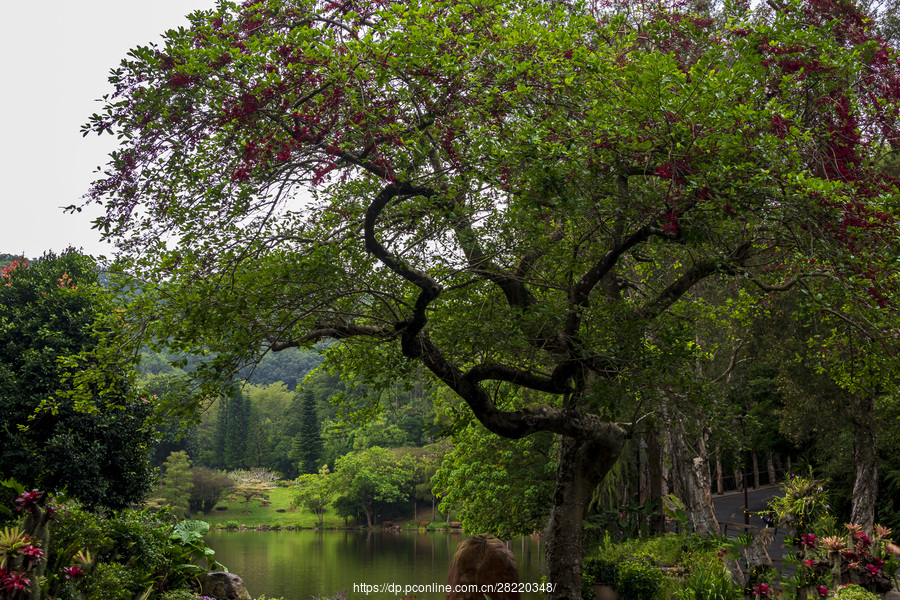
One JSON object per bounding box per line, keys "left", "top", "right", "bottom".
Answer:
{"left": 205, "top": 529, "right": 546, "bottom": 600}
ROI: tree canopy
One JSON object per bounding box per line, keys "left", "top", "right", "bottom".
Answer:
{"left": 82, "top": 0, "right": 900, "bottom": 594}
{"left": 0, "top": 251, "right": 155, "bottom": 509}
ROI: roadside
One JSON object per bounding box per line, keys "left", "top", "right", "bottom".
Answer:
{"left": 712, "top": 485, "right": 900, "bottom": 599}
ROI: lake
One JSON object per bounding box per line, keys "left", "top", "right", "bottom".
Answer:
{"left": 205, "top": 529, "right": 546, "bottom": 600}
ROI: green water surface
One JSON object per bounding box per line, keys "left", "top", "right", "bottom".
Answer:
{"left": 205, "top": 529, "right": 546, "bottom": 600}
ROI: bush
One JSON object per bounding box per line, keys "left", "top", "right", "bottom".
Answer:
{"left": 834, "top": 584, "right": 880, "bottom": 600}
{"left": 676, "top": 562, "right": 741, "bottom": 600}
{"left": 582, "top": 558, "right": 620, "bottom": 600}
{"left": 77, "top": 562, "right": 142, "bottom": 600}
{"left": 616, "top": 559, "right": 663, "bottom": 600}
{"left": 190, "top": 467, "right": 235, "bottom": 514}
{"left": 584, "top": 558, "right": 619, "bottom": 585}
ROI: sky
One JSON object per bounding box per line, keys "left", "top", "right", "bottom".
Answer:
{"left": 1, "top": 0, "right": 217, "bottom": 260}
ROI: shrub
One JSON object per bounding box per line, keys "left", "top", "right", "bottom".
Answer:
{"left": 190, "top": 467, "right": 235, "bottom": 514}
{"left": 834, "top": 584, "right": 880, "bottom": 600}
{"left": 676, "top": 562, "right": 741, "bottom": 600}
{"left": 77, "top": 561, "right": 142, "bottom": 600}
{"left": 582, "top": 558, "right": 619, "bottom": 600}
{"left": 616, "top": 559, "right": 663, "bottom": 600}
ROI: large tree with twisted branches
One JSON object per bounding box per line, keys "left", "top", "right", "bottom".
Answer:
{"left": 81, "top": 0, "right": 900, "bottom": 594}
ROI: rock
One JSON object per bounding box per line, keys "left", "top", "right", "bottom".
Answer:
{"left": 195, "top": 572, "right": 253, "bottom": 600}
{"left": 447, "top": 534, "right": 521, "bottom": 600}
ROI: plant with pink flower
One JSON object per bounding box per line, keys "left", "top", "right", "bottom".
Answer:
{"left": 801, "top": 534, "right": 819, "bottom": 549}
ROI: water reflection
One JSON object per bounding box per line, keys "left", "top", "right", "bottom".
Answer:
{"left": 205, "top": 529, "right": 544, "bottom": 600}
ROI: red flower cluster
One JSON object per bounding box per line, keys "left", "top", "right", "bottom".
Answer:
{"left": 0, "top": 569, "right": 31, "bottom": 593}
{"left": 14, "top": 490, "right": 43, "bottom": 512}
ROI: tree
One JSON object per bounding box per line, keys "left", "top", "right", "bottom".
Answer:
{"left": 334, "top": 447, "right": 415, "bottom": 527}
{"left": 227, "top": 469, "right": 278, "bottom": 512}
{"left": 212, "top": 389, "right": 251, "bottom": 470}
{"left": 290, "top": 465, "right": 334, "bottom": 525}
{"left": 0, "top": 250, "right": 154, "bottom": 509}
{"left": 160, "top": 451, "right": 193, "bottom": 517}
{"left": 293, "top": 388, "right": 324, "bottom": 474}
{"left": 189, "top": 466, "right": 235, "bottom": 513}
{"left": 83, "top": 0, "right": 900, "bottom": 595}
{"left": 433, "top": 388, "right": 557, "bottom": 538}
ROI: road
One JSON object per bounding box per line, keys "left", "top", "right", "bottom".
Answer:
{"left": 711, "top": 484, "right": 789, "bottom": 566}
{"left": 711, "top": 485, "right": 900, "bottom": 599}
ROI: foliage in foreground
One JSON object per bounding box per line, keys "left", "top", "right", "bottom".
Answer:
{"left": 0, "top": 251, "right": 154, "bottom": 509}
{"left": 0, "top": 485, "right": 225, "bottom": 600}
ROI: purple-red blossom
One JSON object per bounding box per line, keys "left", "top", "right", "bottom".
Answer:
{"left": 14, "top": 490, "right": 43, "bottom": 512}
{"left": 21, "top": 545, "right": 43, "bottom": 560}
{"left": 62, "top": 566, "right": 85, "bottom": 580}
{"left": 3, "top": 572, "right": 31, "bottom": 592}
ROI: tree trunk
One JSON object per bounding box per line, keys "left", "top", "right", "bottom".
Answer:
{"left": 752, "top": 451, "right": 759, "bottom": 489}
{"left": 661, "top": 406, "right": 744, "bottom": 586}
{"left": 850, "top": 395, "right": 878, "bottom": 535}
{"left": 767, "top": 452, "right": 776, "bottom": 486}
{"left": 716, "top": 448, "right": 724, "bottom": 495}
{"left": 646, "top": 421, "right": 666, "bottom": 535}
{"left": 662, "top": 406, "right": 718, "bottom": 535}
{"left": 546, "top": 437, "right": 623, "bottom": 600}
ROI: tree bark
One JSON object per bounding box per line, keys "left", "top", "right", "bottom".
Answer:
{"left": 850, "top": 395, "right": 878, "bottom": 535}
{"left": 646, "top": 421, "right": 666, "bottom": 535}
{"left": 716, "top": 447, "right": 724, "bottom": 495}
{"left": 661, "top": 404, "right": 719, "bottom": 535}
{"left": 767, "top": 452, "right": 776, "bottom": 486}
{"left": 661, "top": 404, "right": 744, "bottom": 585}
{"left": 752, "top": 451, "right": 759, "bottom": 489}
{"left": 547, "top": 437, "right": 623, "bottom": 600}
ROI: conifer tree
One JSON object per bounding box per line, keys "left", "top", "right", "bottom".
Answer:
{"left": 296, "top": 388, "right": 324, "bottom": 475}
{"left": 223, "top": 390, "right": 250, "bottom": 470}
{"left": 160, "top": 451, "right": 193, "bottom": 518}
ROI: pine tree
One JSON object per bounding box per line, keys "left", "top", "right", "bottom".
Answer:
{"left": 296, "top": 388, "right": 324, "bottom": 475}
{"left": 160, "top": 451, "right": 193, "bottom": 518}
{"left": 223, "top": 390, "right": 250, "bottom": 470}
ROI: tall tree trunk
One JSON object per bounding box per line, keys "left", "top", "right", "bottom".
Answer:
{"left": 646, "top": 421, "right": 666, "bottom": 535}
{"left": 662, "top": 405, "right": 744, "bottom": 586}
{"left": 767, "top": 452, "right": 776, "bottom": 486}
{"left": 547, "top": 437, "right": 623, "bottom": 600}
{"left": 660, "top": 404, "right": 718, "bottom": 535}
{"left": 716, "top": 447, "right": 724, "bottom": 495}
{"left": 850, "top": 395, "right": 878, "bottom": 535}
{"left": 752, "top": 451, "right": 760, "bottom": 489}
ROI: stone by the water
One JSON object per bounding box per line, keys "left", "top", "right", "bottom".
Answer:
{"left": 195, "top": 571, "right": 252, "bottom": 600}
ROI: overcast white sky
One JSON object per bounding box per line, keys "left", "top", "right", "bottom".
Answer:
{"left": 1, "top": 0, "right": 217, "bottom": 260}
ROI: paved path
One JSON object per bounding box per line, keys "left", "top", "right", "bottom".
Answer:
{"left": 710, "top": 485, "right": 900, "bottom": 598}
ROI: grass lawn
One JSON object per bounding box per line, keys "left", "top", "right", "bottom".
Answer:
{"left": 196, "top": 486, "right": 340, "bottom": 528}
{"left": 195, "top": 487, "right": 424, "bottom": 529}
